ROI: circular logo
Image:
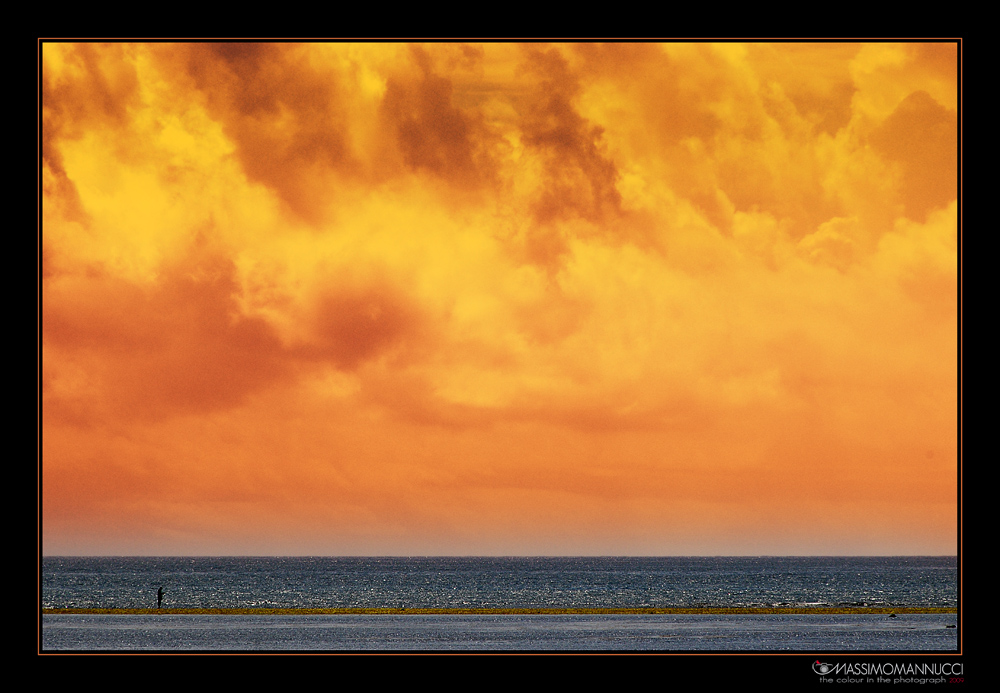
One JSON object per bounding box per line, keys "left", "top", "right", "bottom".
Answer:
{"left": 813, "top": 660, "right": 834, "bottom": 675}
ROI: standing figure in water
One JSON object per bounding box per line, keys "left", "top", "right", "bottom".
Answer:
{"left": 157, "top": 586, "right": 164, "bottom": 609}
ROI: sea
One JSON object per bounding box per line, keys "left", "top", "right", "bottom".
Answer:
{"left": 41, "top": 556, "right": 959, "bottom": 652}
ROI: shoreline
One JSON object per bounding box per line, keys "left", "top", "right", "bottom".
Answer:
{"left": 42, "top": 607, "right": 956, "bottom": 615}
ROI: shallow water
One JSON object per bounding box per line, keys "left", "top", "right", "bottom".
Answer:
{"left": 42, "top": 556, "right": 957, "bottom": 610}
{"left": 41, "top": 613, "right": 958, "bottom": 651}
{"left": 42, "top": 556, "right": 958, "bottom": 651}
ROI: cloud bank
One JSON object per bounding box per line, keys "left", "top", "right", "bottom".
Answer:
{"left": 42, "top": 42, "right": 958, "bottom": 556}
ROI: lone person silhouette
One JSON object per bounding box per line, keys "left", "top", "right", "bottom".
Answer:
{"left": 157, "top": 586, "right": 164, "bottom": 609}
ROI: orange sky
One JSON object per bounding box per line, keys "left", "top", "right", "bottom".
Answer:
{"left": 40, "top": 42, "right": 959, "bottom": 556}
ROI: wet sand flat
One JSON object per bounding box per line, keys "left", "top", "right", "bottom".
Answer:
{"left": 42, "top": 612, "right": 959, "bottom": 651}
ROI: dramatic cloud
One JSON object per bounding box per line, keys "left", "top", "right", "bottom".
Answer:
{"left": 41, "top": 42, "right": 959, "bottom": 556}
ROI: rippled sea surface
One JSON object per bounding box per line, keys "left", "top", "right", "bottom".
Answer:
{"left": 41, "top": 556, "right": 958, "bottom": 651}
{"left": 42, "top": 556, "right": 957, "bottom": 610}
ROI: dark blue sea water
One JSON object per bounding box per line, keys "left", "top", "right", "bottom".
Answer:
{"left": 42, "top": 556, "right": 957, "bottom": 610}
{"left": 41, "top": 556, "right": 959, "bottom": 651}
